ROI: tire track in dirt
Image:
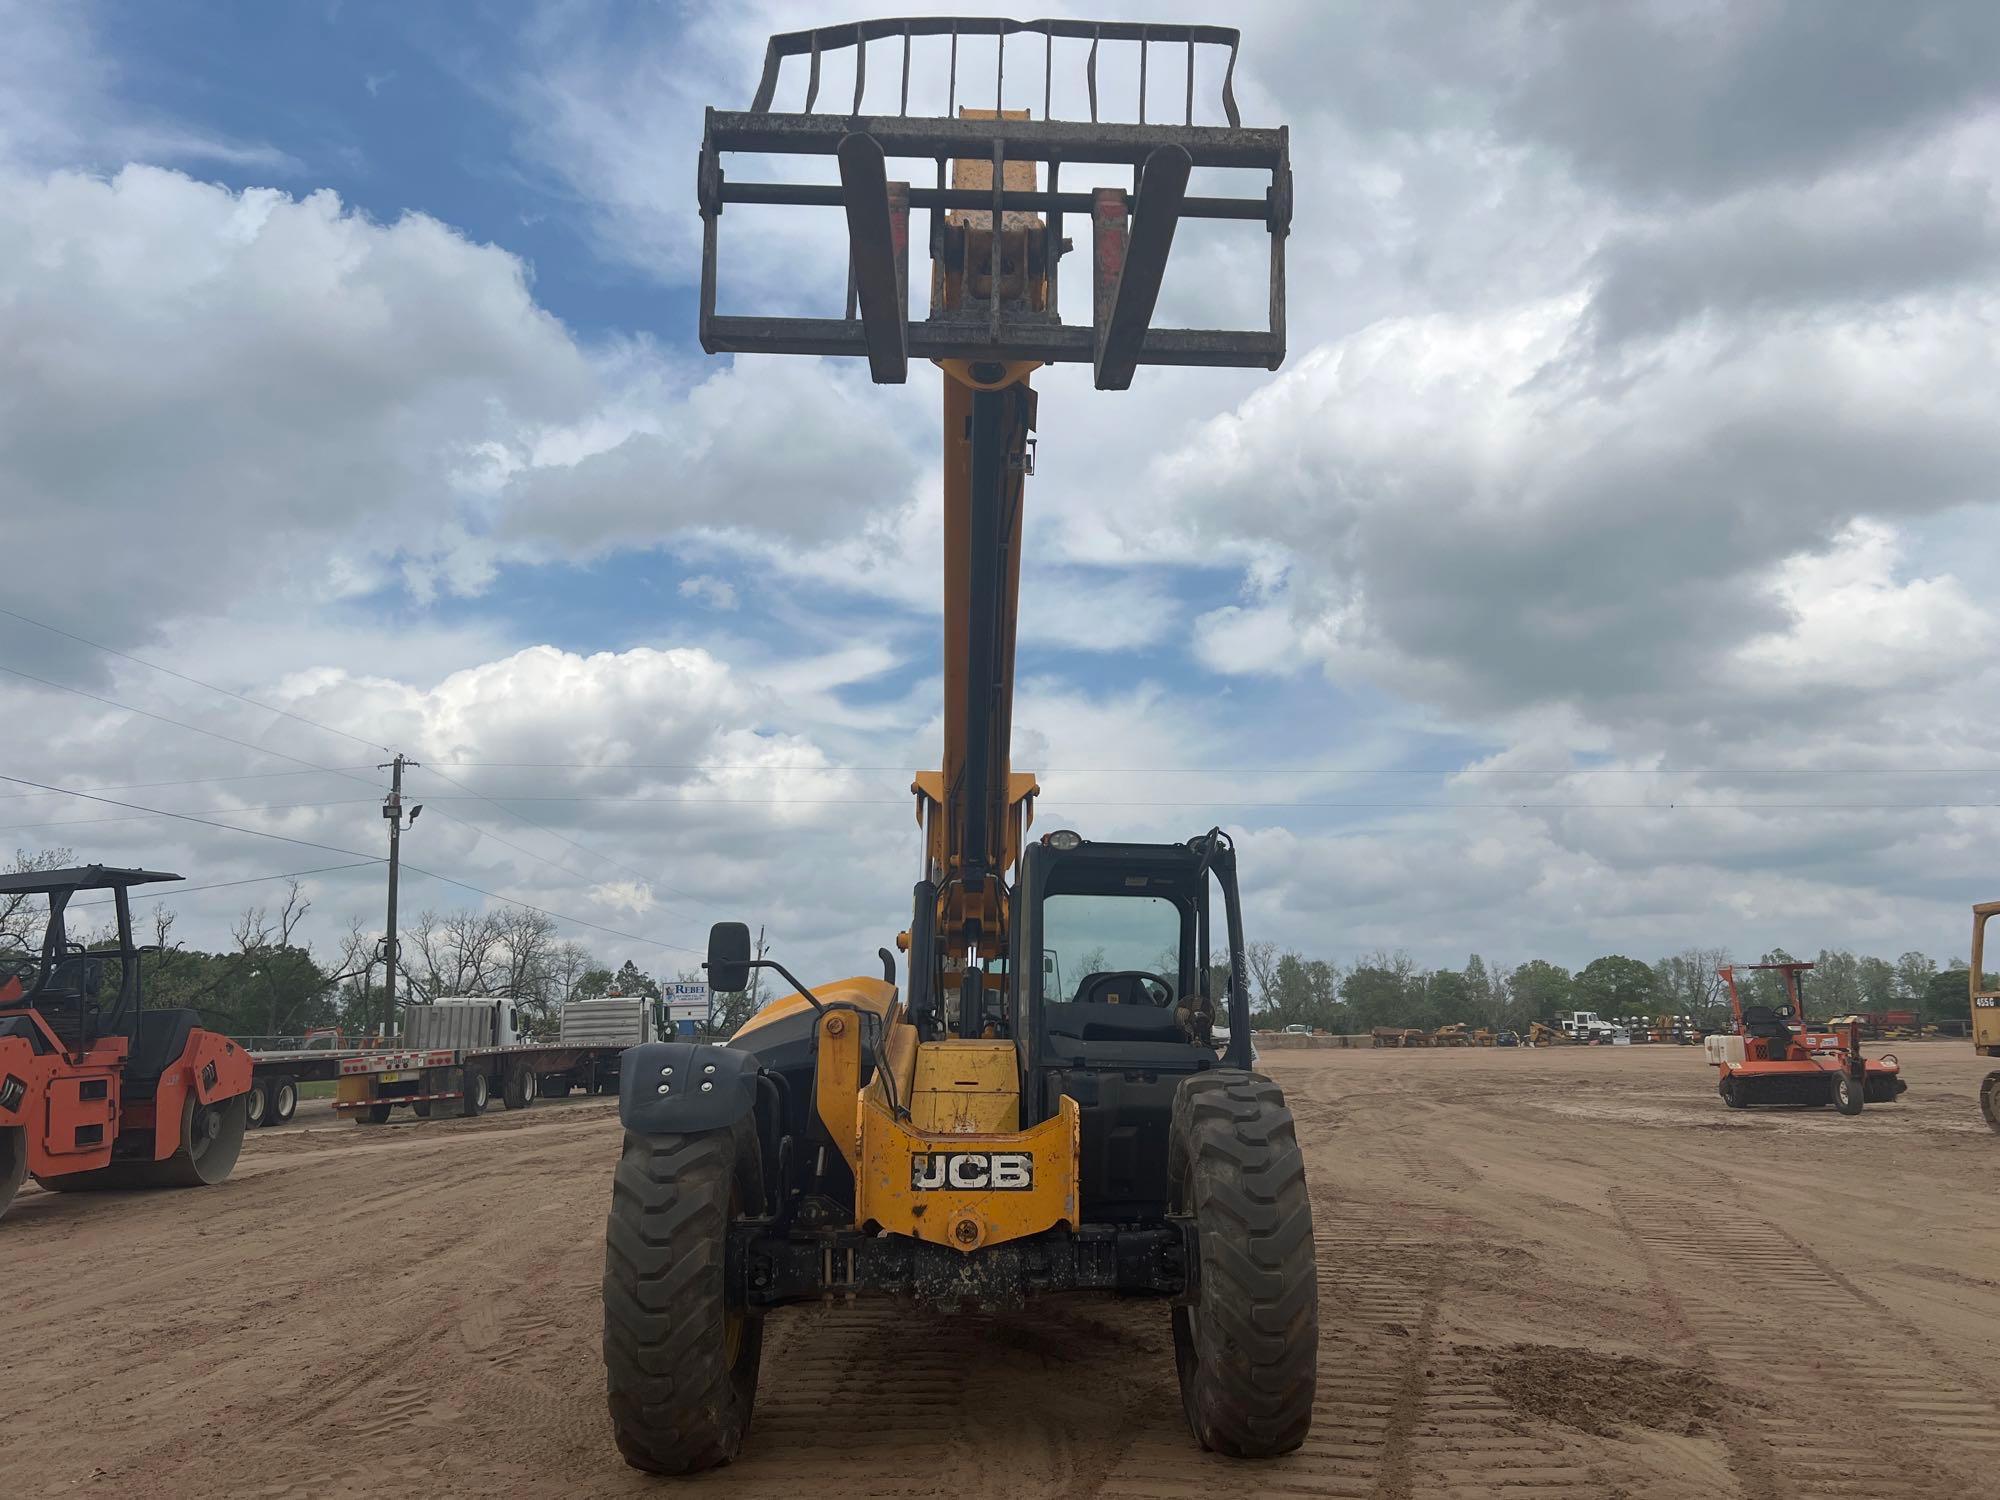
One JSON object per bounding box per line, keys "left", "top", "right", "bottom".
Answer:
{"left": 1614, "top": 1190, "right": 2000, "bottom": 1497}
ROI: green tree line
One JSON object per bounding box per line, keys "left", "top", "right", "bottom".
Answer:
{"left": 1241, "top": 940, "right": 1994, "bottom": 1035}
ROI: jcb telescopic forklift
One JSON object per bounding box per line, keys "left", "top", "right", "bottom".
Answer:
{"left": 0, "top": 866, "right": 252, "bottom": 1220}
{"left": 601, "top": 18, "right": 1315, "bottom": 1475}
{"left": 1971, "top": 900, "right": 2000, "bottom": 1131}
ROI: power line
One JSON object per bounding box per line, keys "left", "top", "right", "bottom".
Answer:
{"left": 0, "top": 767, "right": 380, "bottom": 801}
{"left": 0, "top": 605, "right": 391, "bottom": 754}
{"left": 68, "top": 860, "right": 387, "bottom": 909}
{"left": 0, "top": 797, "right": 380, "bottom": 833}
{"left": 0, "top": 773, "right": 695, "bottom": 956}
{"left": 0, "top": 661, "right": 389, "bottom": 790}
{"left": 2, "top": 622, "right": 712, "bottom": 918}
{"left": 414, "top": 764, "right": 730, "bottom": 914}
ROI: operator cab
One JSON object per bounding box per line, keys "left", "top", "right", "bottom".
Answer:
{"left": 1010, "top": 828, "right": 1253, "bottom": 1220}
{"left": 0, "top": 865, "right": 182, "bottom": 1058}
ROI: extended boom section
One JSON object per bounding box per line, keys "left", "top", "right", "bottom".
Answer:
{"left": 603, "top": 20, "right": 1317, "bottom": 1476}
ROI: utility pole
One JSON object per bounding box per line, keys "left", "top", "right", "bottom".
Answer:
{"left": 379, "top": 754, "right": 422, "bottom": 1039}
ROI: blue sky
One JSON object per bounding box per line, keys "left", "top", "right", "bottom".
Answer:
{"left": 3, "top": 1, "right": 1997, "bottom": 988}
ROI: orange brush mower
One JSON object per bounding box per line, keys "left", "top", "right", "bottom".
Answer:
{"left": 1706, "top": 961, "right": 1905, "bottom": 1113}
{"left": 1, "top": 865, "right": 252, "bottom": 1220}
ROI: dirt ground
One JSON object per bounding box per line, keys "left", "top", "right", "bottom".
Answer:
{"left": 6, "top": 1043, "right": 1998, "bottom": 1499}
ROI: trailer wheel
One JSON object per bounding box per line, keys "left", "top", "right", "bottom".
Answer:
{"left": 503, "top": 1063, "right": 537, "bottom": 1110}
{"left": 0, "top": 1125, "right": 25, "bottom": 1221}
{"left": 267, "top": 1076, "right": 298, "bottom": 1124}
{"left": 357, "top": 1103, "right": 393, "bottom": 1126}
{"left": 245, "top": 1078, "right": 270, "bottom": 1129}
{"left": 461, "top": 1068, "right": 490, "bottom": 1117}
{"left": 1833, "top": 1072, "right": 1865, "bottom": 1115}
{"left": 603, "top": 1125, "right": 764, "bottom": 1474}
{"left": 413, "top": 1099, "right": 433, "bottom": 1118}
{"left": 1167, "top": 1071, "right": 1317, "bottom": 1458}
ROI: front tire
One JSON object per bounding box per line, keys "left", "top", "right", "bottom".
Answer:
{"left": 0, "top": 1125, "right": 25, "bottom": 1221}
{"left": 1168, "top": 1072, "right": 1317, "bottom": 1458}
{"left": 602, "top": 1126, "right": 763, "bottom": 1474}
{"left": 1982, "top": 1072, "right": 2000, "bottom": 1134}
{"left": 1833, "top": 1072, "right": 1865, "bottom": 1115}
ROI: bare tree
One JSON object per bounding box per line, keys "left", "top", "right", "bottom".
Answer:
{"left": 492, "top": 908, "right": 560, "bottom": 1021}
{"left": 551, "top": 940, "right": 595, "bottom": 1008}
{"left": 1244, "top": 939, "right": 1281, "bottom": 1013}
{"left": 1, "top": 847, "right": 73, "bottom": 953}
{"left": 401, "top": 908, "right": 506, "bottom": 1000}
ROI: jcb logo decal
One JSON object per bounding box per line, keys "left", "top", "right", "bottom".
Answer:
{"left": 910, "top": 1151, "right": 1034, "bottom": 1191}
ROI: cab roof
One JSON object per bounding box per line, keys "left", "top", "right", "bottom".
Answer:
{"left": 0, "top": 864, "right": 182, "bottom": 895}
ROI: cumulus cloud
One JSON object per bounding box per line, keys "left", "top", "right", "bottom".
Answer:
{"left": 678, "top": 575, "right": 739, "bottom": 610}
{"left": 5, "top": 0, "right": 1998, "bottom": 979}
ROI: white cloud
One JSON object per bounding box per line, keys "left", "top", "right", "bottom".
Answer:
{"left": 5, "top": 0, "right": 1998, "bottom": 984}
{"left": 678, "top": 575, "right": 738, "bottom": 611}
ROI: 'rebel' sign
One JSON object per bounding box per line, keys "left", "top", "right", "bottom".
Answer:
{"left": 665, "top": 982, "right": 711, "bottom": 1023}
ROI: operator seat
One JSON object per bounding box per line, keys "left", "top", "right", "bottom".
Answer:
{"left": 1740, "top": 1004, "right": 1795, "bottom": 1059}
{"left": 123, "top": 1008, "right": 201, "bottom": 1097}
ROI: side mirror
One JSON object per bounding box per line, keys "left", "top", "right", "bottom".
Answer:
{"left": 706, "top": 922, "right": 753, "bottom": 993}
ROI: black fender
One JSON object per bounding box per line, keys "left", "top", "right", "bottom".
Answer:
{"left": 618, "top": 1042, "right": 759, "bottom": 1135}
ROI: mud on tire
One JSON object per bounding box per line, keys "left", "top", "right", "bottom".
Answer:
{"left": 602, "top": 1124, "right": 763, "bottom": 1474}
{"left": 1168, "top": 1070, "right": 1317, "bottom": 1458}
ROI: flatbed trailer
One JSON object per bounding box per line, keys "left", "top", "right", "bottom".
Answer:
{"left": 328, "top": 1041, "right": 629, "bottom": 1124}
{"left": 240, "top": 996, "right": 664, "bottom": 1127}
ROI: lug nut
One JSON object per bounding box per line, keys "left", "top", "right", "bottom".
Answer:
{"left": 703, "top": 1064, "right": 716, "bottom": 1075}
{"left": 657, "top": 1083, "right": 670, "bottom": 1094}
{"left": 700, "top": 1081, "right": 714, "bottom": 1092}
{"left": 661, "top": 1066, "right": 673, "bottom": 1077}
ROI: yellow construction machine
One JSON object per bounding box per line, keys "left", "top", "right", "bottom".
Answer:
{"left": 600, "top": 19, "right": 1314, "bottom": 1475}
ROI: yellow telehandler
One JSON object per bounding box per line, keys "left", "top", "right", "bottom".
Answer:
{"left": 598, "top": 18, "right": 1315, "bottom": 1475}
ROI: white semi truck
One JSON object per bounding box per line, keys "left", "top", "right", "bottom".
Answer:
{"left": 1559, "top": 1010, "right": 1623, "bottom": 1044}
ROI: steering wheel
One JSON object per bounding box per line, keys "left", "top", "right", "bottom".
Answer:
{"left": 1076, "top": 970, "right": 1174, "bottom": 1007}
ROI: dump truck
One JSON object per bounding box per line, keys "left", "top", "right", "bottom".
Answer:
{"left": 599, "top": 17, "right": 1314, "bottom": 1475}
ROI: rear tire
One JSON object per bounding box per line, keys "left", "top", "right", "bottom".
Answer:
{"left": 603, "top": 1126, "right": 763, "bottom": 1474}
{"left": 268, "top": 1076, "right": 298, "bottom": 1124}
{"left": 245, "top": 1079, "right": 270, "bottom": 1129}
{"left": 0, "top": 1125, "right": 25, "bottom": 1221}
{"left": 1833, "top": 1072, "right": 1865, "bottom": 1115}
{"left": 1168, "top": 1071, "right": 1317, "bottom": 1458}
{"left": 461, "top": 1068, "right": 490, "bottom": 1117}
{"left": 503, "top": 1063, "right": 537, "bottom": 1110}
{"left": 358, "top": 1103, "right": 393, "bottom": 1126}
